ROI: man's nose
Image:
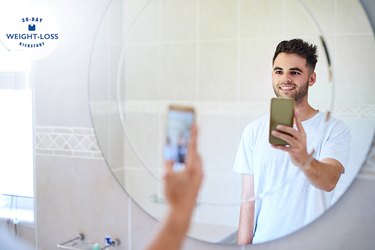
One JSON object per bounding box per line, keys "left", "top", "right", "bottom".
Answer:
{"left": 282, "top": 76, "right": 292, "bottom": 84}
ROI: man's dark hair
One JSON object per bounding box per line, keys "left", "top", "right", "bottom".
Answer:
{"left": 272, "top": 39, "right": 318, "bottom": 71}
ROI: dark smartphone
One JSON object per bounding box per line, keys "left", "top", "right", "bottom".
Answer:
{"left": 269, "top": 97, "right": 294, "bottom": 145}
{"left": 164, "top": 105, "right": 195, "bottom": 171}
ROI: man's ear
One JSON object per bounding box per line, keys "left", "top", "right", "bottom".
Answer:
{"left": 309, "top": 71, "right": 316, "bottom": 86}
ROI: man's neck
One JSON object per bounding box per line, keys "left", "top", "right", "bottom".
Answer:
{"left": 295, "top": 101, "right": 318, "bottom": 121}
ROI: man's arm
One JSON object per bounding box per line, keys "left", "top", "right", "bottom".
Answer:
{"left": 301, "top": 158, "right": 343, "bottom": 192}
{"left": 146, "top": 204, "right": 194, "bottom": 250}
{"left": 237, "top": 174, "right": 255, "bottom": 245}
{"left": 271, "top": 113, "right": 344, "bottom": 192}
{"left": 146, "top": 125, "right": 203, "bottom": 250}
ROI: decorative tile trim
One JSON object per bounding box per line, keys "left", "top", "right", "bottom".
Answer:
{"left": 46, "top": 103, "right": 373, "bottom": 159}
{"left": 35, "top": 126, "right": 103, "bottom": 159}
{"left": 123, "top": 101, "right": 270, "bottom": 116}
{"left": 332, "top": 104, "right": 375, "bottom": 119}
{"left": 91, "top": 100, "right": 375, "bottom": 119}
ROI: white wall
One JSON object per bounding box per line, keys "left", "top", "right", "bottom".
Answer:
{"left": 25, "top": 0, "right": 375, "bottom": 249}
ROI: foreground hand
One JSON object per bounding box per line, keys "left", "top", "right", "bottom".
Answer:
{"left": 164, "top": 124, "right": 203, "bottom": 211}
{"left": 271, "top": 112, "right": 310, "bottom": 168}
{"left": 146, "top": 125, "right": 203, "bottom": 250}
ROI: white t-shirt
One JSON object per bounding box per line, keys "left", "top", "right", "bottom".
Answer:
{"left": 233, "top": 111, "right": 350, "bottom": 244}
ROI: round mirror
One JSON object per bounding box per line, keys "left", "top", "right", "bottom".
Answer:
{"left": 89, "top": 0, "right": 375, "bottom": 244}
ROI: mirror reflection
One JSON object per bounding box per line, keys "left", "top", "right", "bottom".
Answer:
{"left": 89, "top": 0, "right": 375, "bottom": 245}
{"left": 236, "top": 38, "right": 351, "bottom": 244}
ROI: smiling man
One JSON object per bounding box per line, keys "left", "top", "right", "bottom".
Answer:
{"left": 234, "top": 39, "right": 351, "bottom": 245}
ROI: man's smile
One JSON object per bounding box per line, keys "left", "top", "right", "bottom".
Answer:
{"left": 279, "top": 84, "right": 296, "bottom": 91}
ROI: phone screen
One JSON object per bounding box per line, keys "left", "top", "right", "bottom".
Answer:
{"left": 269, "top": 97, "right": 294, "bottom": 145}
{"left": 164, "top": 105, "right": 195, "bottom": 171}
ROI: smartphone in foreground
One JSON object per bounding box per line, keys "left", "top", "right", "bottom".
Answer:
{"left": 164, "top": 105, "right": 195, "bottom": 171}
{"left": 269, "top": 97, "right": 294, "bottom": 145}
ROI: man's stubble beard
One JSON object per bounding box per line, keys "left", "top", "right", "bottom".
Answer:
{"left": 273, "top": 81, "right": 309, "bottom": 104}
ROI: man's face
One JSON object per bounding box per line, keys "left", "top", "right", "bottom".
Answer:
{"left": 272, "top": 52, "right": 316, "bottom": 104}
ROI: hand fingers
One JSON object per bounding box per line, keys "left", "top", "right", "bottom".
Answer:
{"left": 276, "top": 125, "right": 299, "bottom": 138}
{"left": 275, "top": 112, "right": 306, "bottom": 141}
{"left": 186, "top": 124, "right": 198, "bottom": 166}
{"left": 165, "top": 160, "right": 174, "bottom": 174}
{"left": 271, "top": 144, "right": 290, "bottom": 152}
{"left": 186, "top": 124, "right": 203, "bottom": 178}
{"left": 271, "top": 130, "right": 296, "bottom": 146}
{"left": 188, "top": 124, "right": 198, "bottom": 154}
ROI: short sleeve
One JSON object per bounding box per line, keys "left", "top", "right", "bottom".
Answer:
{"left": 319, "top": 119, "right": 351, "bottom": 170}
{"left": 233, "top": 124, "right": 255, "bottom": 174}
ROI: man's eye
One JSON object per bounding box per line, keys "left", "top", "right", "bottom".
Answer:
{"left": 275, "top": 71, "right": 282, "bottom": 74}
{"left": 291, "top": 71, "right": 301, "bottom": 75}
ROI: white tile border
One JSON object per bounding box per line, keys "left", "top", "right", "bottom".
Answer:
{"left": 35, "top": 126, "right": 103, "bottom": 159}
{"left": 91, "top": 100, "right": 375, "bottom": 118}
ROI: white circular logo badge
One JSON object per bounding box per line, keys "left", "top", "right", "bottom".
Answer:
{"left": 0, "top": 7, "right": 60, "bottom": 61}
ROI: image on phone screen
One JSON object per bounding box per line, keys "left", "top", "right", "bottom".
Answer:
{"left": 164, "top": 105, "right": 195, "bottom": 171}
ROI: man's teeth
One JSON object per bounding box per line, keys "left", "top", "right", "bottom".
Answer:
{"left": 280, "top": 86, "right": 294, "bottom": 90}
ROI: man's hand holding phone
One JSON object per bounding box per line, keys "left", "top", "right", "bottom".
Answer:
{"left": 271, "top": 111, "right": 311, "bottom": 169}
{"left": 269, "top": 97, "right": 311, "bottom": 169}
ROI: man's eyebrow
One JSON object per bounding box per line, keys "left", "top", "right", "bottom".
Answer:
{"left": 290, "top": 67, "right": 303, "bottom": 72}
{"left": 273, "top": 66, "right": 283, "bottom": 71}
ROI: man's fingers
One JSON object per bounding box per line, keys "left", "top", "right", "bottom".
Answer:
{"left": 276, "top": 125, "right": 299, "bottom": 138}
{"left": 271, "top": 144, "right": 290, "bottom": 152}
{"left": 165, "top": 160, "right": 174, "bottom": 174}
{"left": 188, "top": 124, "right": 198, "bottom": 153}
{"left": 186, "top": 124, "right": 198, "bottom": 166}
{"left": 271, "top": 130, "right": 296, "bottom": 147}
{"left": 186, "top": 124, "right": 204, "bottom": 181}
